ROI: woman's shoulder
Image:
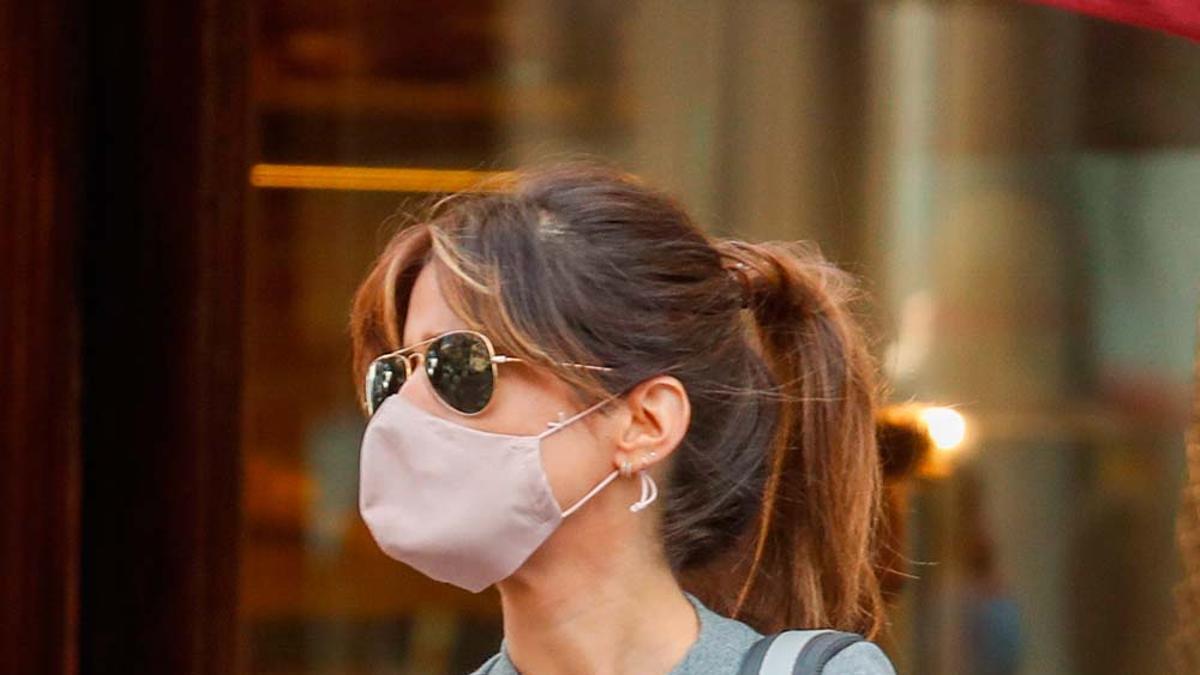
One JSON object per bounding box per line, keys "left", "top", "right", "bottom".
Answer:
{"left": 669, "top": 591, "right": 763, "bottom": 673}
{"left": 683, "top": 592, "right": 895, "bottom": 675}
{"left": 466, "top": 593, "right": 895, "bottom": 675}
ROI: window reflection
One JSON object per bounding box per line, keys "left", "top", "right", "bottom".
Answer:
{"left": 241, "top": 2, "right": 1200, "bottom": 673}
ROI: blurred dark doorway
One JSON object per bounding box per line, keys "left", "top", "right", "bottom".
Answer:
{"left": 1, "top": 0, "right": 250, "bottom": 673}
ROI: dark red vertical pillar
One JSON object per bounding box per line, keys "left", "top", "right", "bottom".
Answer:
{"left": 0, "top": 1, "right": 84, "bottom": 673}
{"left": 77, "top": 0, "right": 249, "bottom": 673}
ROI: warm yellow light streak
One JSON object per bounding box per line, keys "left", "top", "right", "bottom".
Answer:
{"left": 249, "top": 164, "right": 511, "bottom": 193}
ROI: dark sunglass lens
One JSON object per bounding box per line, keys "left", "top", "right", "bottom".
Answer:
{"left": 367, "top": 356, "right": 407, "bottom": 414}
{"left": 425, "top": 332, "right": 494, "bottom": 414}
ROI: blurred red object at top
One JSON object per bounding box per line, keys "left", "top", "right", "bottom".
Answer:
{"left": 1028, "top": 0, "right": 1200, "bottom": 41}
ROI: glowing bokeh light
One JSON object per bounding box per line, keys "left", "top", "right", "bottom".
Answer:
{"left": 919, "top": 406, "right": 967, "bottom": 451}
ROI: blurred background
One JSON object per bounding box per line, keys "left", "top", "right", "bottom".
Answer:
{"left": 3, "top": 1, "right": 1198, "bottom": 675}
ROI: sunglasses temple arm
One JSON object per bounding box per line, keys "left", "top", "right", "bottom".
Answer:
{"left": 494, "top": 355, "right": 611, "bottom": 372}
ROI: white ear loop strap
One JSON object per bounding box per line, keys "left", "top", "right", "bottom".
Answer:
{"left": 539, "top": 393, "right": 661, "bottom": 517}
{"left": 630, "top": 470, "right": 658, "bottom": 512}
{"left": 562, "top": 469, "right": 620, "bottom": 517}
{"left": 560, "top": 468, "right": 659, "bottom": 517}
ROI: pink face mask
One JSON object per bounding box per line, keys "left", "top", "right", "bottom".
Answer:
{"left": 358, "top": 393, "right": 659, "bottom": 593}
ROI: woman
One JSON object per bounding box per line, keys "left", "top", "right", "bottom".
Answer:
{"left": 351, "top": 163, "right": 896, "bottom": 674}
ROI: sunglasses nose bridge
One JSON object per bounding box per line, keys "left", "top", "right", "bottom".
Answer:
{"left": 401, "top": 351, "right": 424, "bottom": 372}
{"left": 395, "top": 352, "right": 429, "bottom": 394}
{"left": 373, "top": 351, "right": 422, "bottom": 410}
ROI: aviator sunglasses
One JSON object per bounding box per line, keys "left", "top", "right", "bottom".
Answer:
{"left": 364, "top": 329, "right": 613, "bottom": 417}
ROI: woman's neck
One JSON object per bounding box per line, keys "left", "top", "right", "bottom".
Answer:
{"left": 495, "top": 528, "right": 699, "bottom": 675}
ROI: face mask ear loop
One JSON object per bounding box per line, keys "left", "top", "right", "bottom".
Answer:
{"left": 629, "top": 470, "right": 659, "bottom": 512}
{"left": 539, "top": 391, "right": 657, "bottom": 517}
{"left": 561, "top": 468, "right": 659, "bottom": 517}
{"left": 561, "top": 469, "right": 620, "bottom": 518}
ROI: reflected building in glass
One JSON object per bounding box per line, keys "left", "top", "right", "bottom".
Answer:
{"left": 239, "top": 2, "right": 1200, "bottom": 674}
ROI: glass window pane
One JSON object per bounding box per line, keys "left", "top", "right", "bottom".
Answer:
{"left": 241, "top": 2, "right": 1200, "bottom": 673}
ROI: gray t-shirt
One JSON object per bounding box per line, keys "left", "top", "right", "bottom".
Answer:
{"left": 468, "top": 592, "right": 896, "bottom": 674}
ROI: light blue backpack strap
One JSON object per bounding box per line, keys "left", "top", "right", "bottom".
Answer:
{"left": 738, "top": 630, "right": 864, "bottom": 675}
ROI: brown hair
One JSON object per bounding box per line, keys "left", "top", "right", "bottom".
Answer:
{"left": 350, "top": 162, "right": 886, "bottom": 637}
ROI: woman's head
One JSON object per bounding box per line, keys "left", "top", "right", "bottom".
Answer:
{"left": 351, "top": 162, "right": 885, "bottom": 637}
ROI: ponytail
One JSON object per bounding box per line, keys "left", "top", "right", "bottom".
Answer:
{"left": 717, "top": 239, "right": 885, "bottom": 638}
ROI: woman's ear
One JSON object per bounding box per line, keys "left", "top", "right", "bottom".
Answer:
{"left": 612, "top": 375, "right": 690, "bottom": 474}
